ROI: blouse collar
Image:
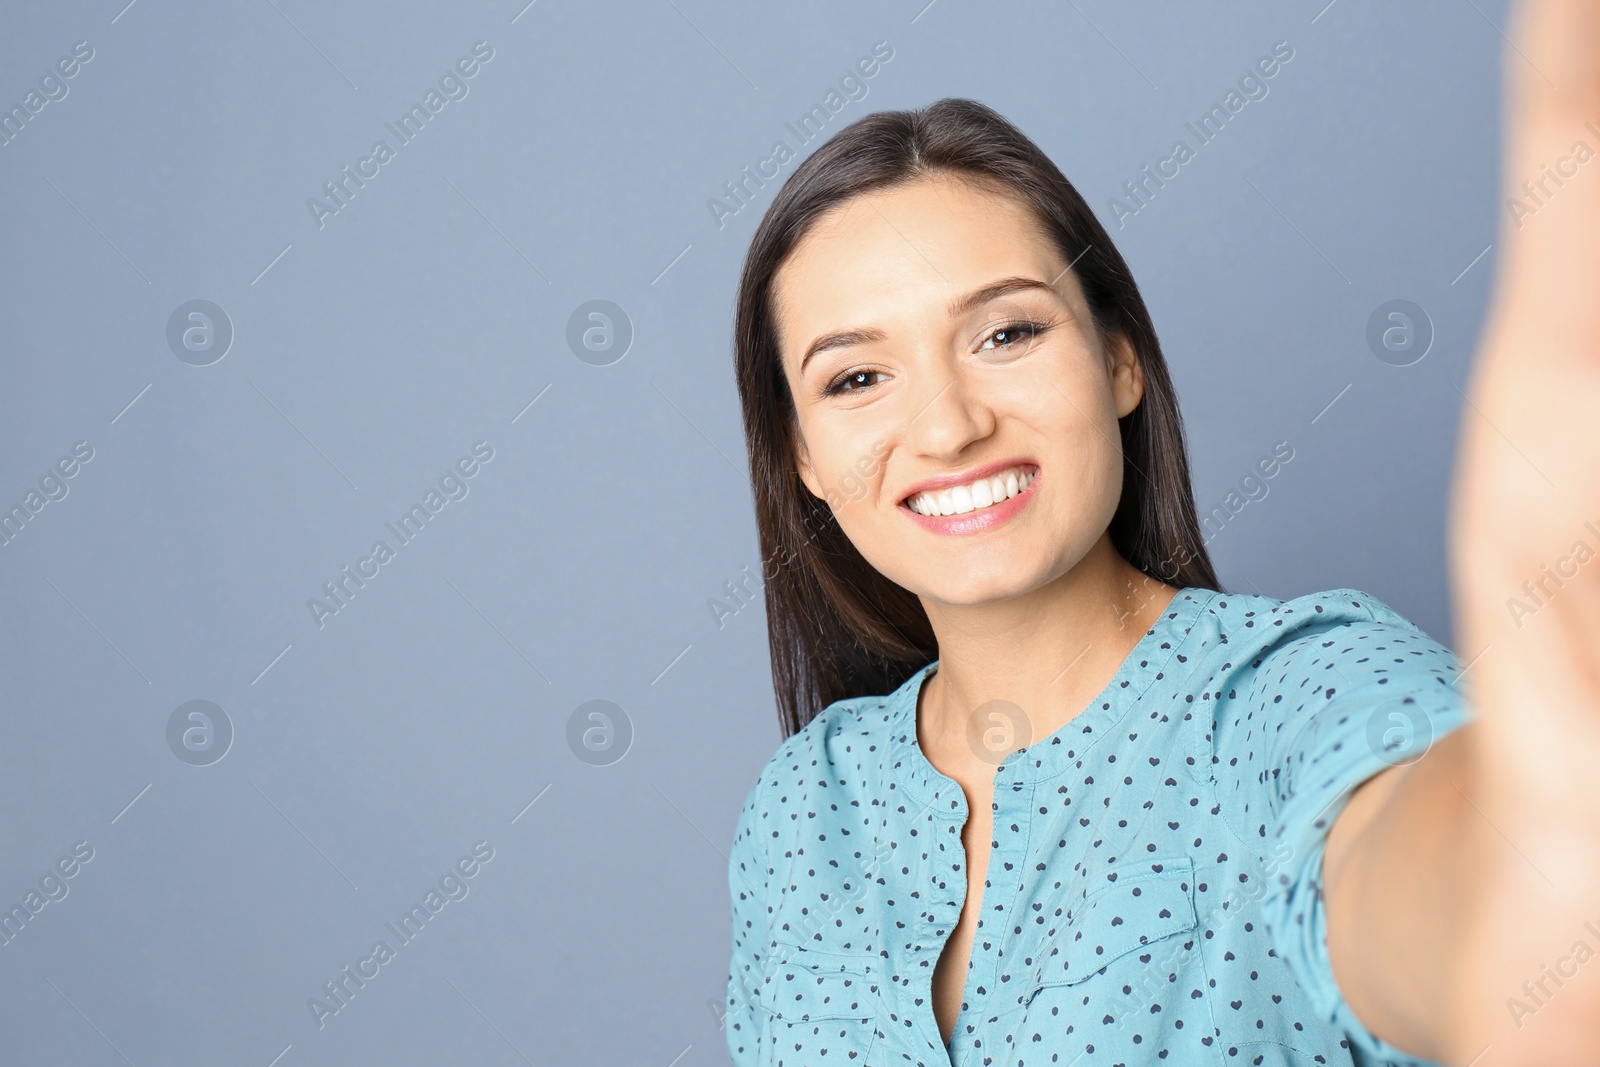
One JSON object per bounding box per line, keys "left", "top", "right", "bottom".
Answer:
{"left": 885, "top": 587, "right": 1220, "bottom": 814}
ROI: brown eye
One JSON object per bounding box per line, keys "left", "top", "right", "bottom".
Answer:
{"left": 977, "top": 319, "right": 1048, "bottom": 353}
{"left": 824, "top": 369, "right": 884, "bottom": 396}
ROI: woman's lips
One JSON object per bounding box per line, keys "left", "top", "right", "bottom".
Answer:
{"left": 899, "top": 466, "right": 1041, "bottom": 536}
{"left": 903, "top": 464, "right": 1036, "bottom": 516}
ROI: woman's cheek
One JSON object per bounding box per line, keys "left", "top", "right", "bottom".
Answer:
{"left": 1046, "top": 434, "right": 1119, "bottom": 532}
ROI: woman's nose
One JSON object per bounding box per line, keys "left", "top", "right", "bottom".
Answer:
{"left": 903, "top": 364, "right": 995, "bottom": 461}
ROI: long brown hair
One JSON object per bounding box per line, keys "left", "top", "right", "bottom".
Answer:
{"left": 733, "top": 97, "right": 1221, "bottom": 739}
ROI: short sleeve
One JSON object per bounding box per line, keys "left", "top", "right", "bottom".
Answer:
{"left": 725, "top": 772, "right": 774, "bottom": 1066}
{"left": 1222, "top": 589, "right": 1476, "bottom": 1067}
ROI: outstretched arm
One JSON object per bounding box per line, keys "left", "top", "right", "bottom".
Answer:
{"left": 1323, "top": 1, "right": 1600, "bottom": 1063}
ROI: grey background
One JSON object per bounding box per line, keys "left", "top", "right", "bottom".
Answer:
{"left": 0, "top": 0, "right": 1509, "bottom": 1063}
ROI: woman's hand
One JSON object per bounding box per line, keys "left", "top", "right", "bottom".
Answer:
{"left": 1446, "top": 0, "right": 1600, "bottom": 1060}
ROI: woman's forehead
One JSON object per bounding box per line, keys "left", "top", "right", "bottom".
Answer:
{"left": 772, "top": 180, "right": 1076, "bottom": 363}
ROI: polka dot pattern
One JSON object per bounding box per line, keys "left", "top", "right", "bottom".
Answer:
{"left": 725, "top": 587, "right": 1472, "bottom": 1066}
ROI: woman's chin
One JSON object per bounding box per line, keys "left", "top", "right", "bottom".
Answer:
{"left": 912, "top": 571, "right": 1053, "bottom": 609}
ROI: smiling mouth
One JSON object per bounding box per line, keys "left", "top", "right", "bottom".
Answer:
{"left": 902, "top": 464, "right": 1038, "bottom": 517}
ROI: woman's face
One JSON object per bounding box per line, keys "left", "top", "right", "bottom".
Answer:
{"left": 772, "top": 173, "right": 1145, "bottom": 606}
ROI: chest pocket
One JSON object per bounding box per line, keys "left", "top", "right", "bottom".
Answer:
{"left": 758, "top": 946, "right": 881, "bottom": 1066}
{"left": 1026, "top": 855, "right": 1200, "bottom": 996}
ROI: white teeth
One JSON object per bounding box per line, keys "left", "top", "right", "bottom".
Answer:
{"left": 907, "top": 466, "right": 1034, "bottom": 517}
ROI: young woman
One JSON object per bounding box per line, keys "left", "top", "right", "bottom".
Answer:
{"left": 723, "top": 2, "right": 1600, "bottom": 1064}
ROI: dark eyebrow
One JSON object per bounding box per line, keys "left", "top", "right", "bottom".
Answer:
{"left": 797, "top": 275, "right": 1063, "bottom": 373}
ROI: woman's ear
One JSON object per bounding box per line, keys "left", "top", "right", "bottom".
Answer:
{"left": 1106, "top": 331, "right": 1145, "bottom": 418}
{"left": 795, "top": 434, "right": 826, "bottom": 499}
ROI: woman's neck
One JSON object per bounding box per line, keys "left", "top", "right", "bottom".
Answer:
{"left": 916, "top": 535, "right": 1182, "bottom": 756}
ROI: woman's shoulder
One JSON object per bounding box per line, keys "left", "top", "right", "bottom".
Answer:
{"left": 1180, "top": 584, "right": 1467, "bottom": 730}
{"left": 1192, "top": 584, "right": 1470, "bottom": 749}
{"left": 739, "top": 668, "right": 925, "bottom": 819}
{"left": 1192, "top": 584, "right": 1449, "bottom": 660}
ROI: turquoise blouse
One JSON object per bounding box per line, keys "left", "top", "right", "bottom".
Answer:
{"left": 724, "top": 587, "right": 1473, "bottom": 1066}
